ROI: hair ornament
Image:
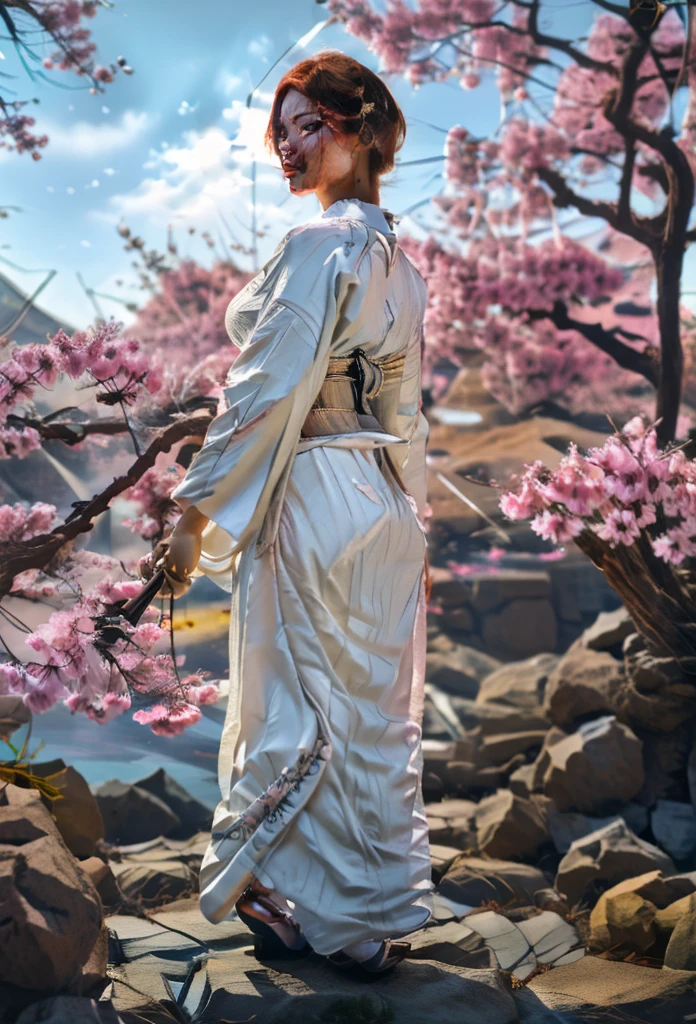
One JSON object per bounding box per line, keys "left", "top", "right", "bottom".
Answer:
{"left": 360, "top": 100, "right": 376, "bottom": 118}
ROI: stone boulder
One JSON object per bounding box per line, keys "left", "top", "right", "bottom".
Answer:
{"left": 134, "top": 768, "right": 213, "bottom": 840}
{"left": 508, "top": 763, "right": 536, "bottom": 799}
{"left": 425, "top": 799, "right": 478, "bottom": 849}
{"left": 555, "top": 819, "right": 676, "bottom": 907}
{"left": 650, "top": 799, "right": 696, "bottom": 863}
{"left": 0, "top": 785, "right": 103, "bottom": 991}
{"left": 95, "top": 780, "right": 181, "bottom": 845}
{"left": 80, "top": 856, "right": 123, "bottom": 912}
{"left": 476, "top": 653, "right": 558, "bottom": 711}
{"left": 32, "top": 759, "right": 104, "bottom": 859}
{"left": 447, "top": 697, "right": 550, "bottom": 737}
{"left": 479, "top": 730, "right": 548, "bottom": 767}
{"left": 481, "top": 597, "right": 557, "bottom": 660}
{"left": 664, "top": 893, "right": 696, "bottom": 970}
{"left": 111, "top": 858, "right": 194, "bottom": 905}
{"left": 546, "top": 805, "right": 649, "bottom": 854}
{"left": 524, "top": 954, "right": 696, "bottom": 1020}
{"left": 655, "top": 891, "right": 696, "bottom": 934}
{"left": 593, "top": 869, "right": 696, "bottom": 910}
{"left": 588, "top": 889, "right": 657, "bottom": 956}
{"left": 426, "top": 644, "right": 502, "bottom": 700}
{"left": 15, "top": 996, "right": 121, "bottom": 1024}
{"left": 0, "top": 695, "right": 31, "bottom": 739}
{"left": 581, "top": 607, "right": 635, "bottom": 651}
{"left": 541, "top": 715, "right": 644, "bottom": 814}
{"left": 544, "top": 643, "right": 624, "bottom": 729}
{"left": 474, "top": 789, "right": 548, "bottom": 860}
{"left": 438, "top": 855, "right": 550, "bottom": 907}
{"left": 622, "top": 649, "right": 696, "bottom": 732}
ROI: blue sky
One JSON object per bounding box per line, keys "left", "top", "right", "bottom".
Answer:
{"left": 0, "top": 0, "right": 693, "bottom": 329}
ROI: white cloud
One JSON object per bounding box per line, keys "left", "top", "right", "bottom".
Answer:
{"left": 222, "top": 99, "right": 276, "bottom": 165}
{"left": 216, "top": 69, "right": 245, "bottom": 97}
{"left": 41, "top": 111, "right": 154, "bottom": 158}
{"left": 104, "top": 127, "right": 254, "bottom": 227}
{"left": 248, "top": 35, "right": 272, "bottom": 62}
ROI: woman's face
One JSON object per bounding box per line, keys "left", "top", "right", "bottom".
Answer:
{"left": 275, "top": 88, "right": 361, "bottom": 198}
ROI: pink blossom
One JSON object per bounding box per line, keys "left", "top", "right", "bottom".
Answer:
{"left": 530, "top": 510, "right": 585, "bottom": 544}
{"left": 133, "top": 700, "right": 202, "bottom": 736}
{"left": 592, "top": 507, "right": 641, "bottom": 547}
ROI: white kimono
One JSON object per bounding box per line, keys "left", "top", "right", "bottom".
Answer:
{"left": 171, "top": 197, "right": 433, "bottom": 954}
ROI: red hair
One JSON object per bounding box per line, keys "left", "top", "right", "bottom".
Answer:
{"left": 264, "top": 50, "right": 406, "bottom": 180}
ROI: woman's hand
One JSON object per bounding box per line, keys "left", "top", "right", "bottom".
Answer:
{"left": 146, "top": 506, "right": 209, "bottom": 599}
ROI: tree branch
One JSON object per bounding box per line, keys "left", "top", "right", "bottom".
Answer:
{"left": 5, "top": 415, "right": 130, "bottom": 445}
{"left": 536, "top": 165, "right": 656, "bottom": 248}
{"left": 0, "top": 410, "right": 214, "bottom": 600}
{"left": 527, "top": 299, "right": 660, "bottom": 386}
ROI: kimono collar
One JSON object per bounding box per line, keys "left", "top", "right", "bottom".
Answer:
{"left": 315, "top": 197, "right": 399, "bottom": 274}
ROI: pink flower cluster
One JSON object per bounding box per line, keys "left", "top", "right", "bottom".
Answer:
{"left": 0, "top": 323, "right": 162, "bottom": 459}
{"left": 126, "top": 259, "right": 251, "bottom": 408}
{"left": 123, "top": 460, "right": 185, "bottom": 539}
{"left": 500, "top": 416, "right": 696, "bottom": 565}
{"left": 2, "top": 2, "right": 119, "bottom": 160}
{"left": 1, "top": 556, "right": 221, "bottom": 733}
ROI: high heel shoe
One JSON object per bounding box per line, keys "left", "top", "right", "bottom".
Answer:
{"left": 235, "top": 887, "right": 313, "bottom": 961}
{"left": 327, "top": 939, "right": 411, "bottom": 975}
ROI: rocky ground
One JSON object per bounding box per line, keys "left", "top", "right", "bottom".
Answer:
{"left": 2, "top": 599, "right": 696, "bottom": 1023}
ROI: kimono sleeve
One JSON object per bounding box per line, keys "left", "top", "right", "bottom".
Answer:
{"left": 171, "top": 224, "right": 365, "bottom": 563}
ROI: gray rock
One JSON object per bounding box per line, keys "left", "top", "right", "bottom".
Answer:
{"left": 525, "top": 954, "right": 696, "bottom": 1018}
{"left": 555, "top": 819, "right": 676, "bottom": 906}
{"left": 475, "top": 789, "right": 548, "bottom": 860}
{"left": 134, "top": 768, "right": 213, "bottom": 840}
{"left": 439, "top": 856, "right": 550, "bottom": 907}
{"left": 95, "top": 780, "right": 181, "bottom": 845}
{"left": 664, "top": 893, "right": 696, "bottom": 970}
{"left": 426, "top": 644, "right": 503, "bottom": 700}
{"left": 509, "top": 763, "right": 535, "bottom": 799}
{"left": 0, "top": 785, "right": 103, "bottom": 992}
{"left": 447, "top": 697, "right": 549, "bottom": 736}
{"left": 651, "top": 800, "right": 696, "bottom": 863}
{"left": 16, "top": 997, "right": 121, "bottom": 1024}
{"left": 477, "top": 653, "right": 558, "bottom": 710}
{"left": 623, "top": 651, "right": 696, "bottom": 732}
{"left": 31, "top": 759, "right": 104, "bottom": 859}
{"left": 0, "top": 695, "right": 31, "bottom": 740}
{"left": 200, "top": 952, "right": 520, "bottom": 1024}
{"left": 482, "top": 598, "right": 557, "bottom": 660}
{"left": 547, "top": 805, "right": 649, "bottom": 854}
{"left": 111, "top": 858, "right": 195, "bottom": 906}
{"left": 480, "top": 730, "right": 548, "bottom": 767}
{"left": 542, "top": 715, "right": 644, "bottom": 814}
{"left": 544, "top": 642, "right": 623, "bottom": 729}
{"left": 426, "top": 798, "right": 478, "bottom": 850}
{"left": 582, "top": 607, "right": 634, "bottom": 651}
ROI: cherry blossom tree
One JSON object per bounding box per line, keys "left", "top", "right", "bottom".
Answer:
{"left": 0, "top": 319, "right": 226, "bottom": 735}
{"left": 0, "top": 1, "right": 130, "bottom": 161}
{"left": 499, "top": 413, "right": 696, "bottom": 726}
{"left": 330, "top": 0, "right": 696, "bottom": 443}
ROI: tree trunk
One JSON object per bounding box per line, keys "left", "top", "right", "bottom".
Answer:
{"left": 654, "top": 243, "right": 687, "bottom": 446}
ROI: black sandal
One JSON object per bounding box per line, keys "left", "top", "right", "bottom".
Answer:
{"left": 235, "top": 889, "right": 313, "bottom": 961}
{"left": 327, "top": 939, "right": 411, "bottom": 975}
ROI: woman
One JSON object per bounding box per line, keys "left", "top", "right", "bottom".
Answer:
{"left": 159, "top": 51, "right": 433, "bottom": 973}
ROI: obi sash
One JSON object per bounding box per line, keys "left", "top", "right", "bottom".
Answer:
{"left": 255, "top": 345, "right": 411, "bottom": 558}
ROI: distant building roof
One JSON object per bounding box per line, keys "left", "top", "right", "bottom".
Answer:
{"left": 0, "top": 269, "right": 74, "bottom": 345}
